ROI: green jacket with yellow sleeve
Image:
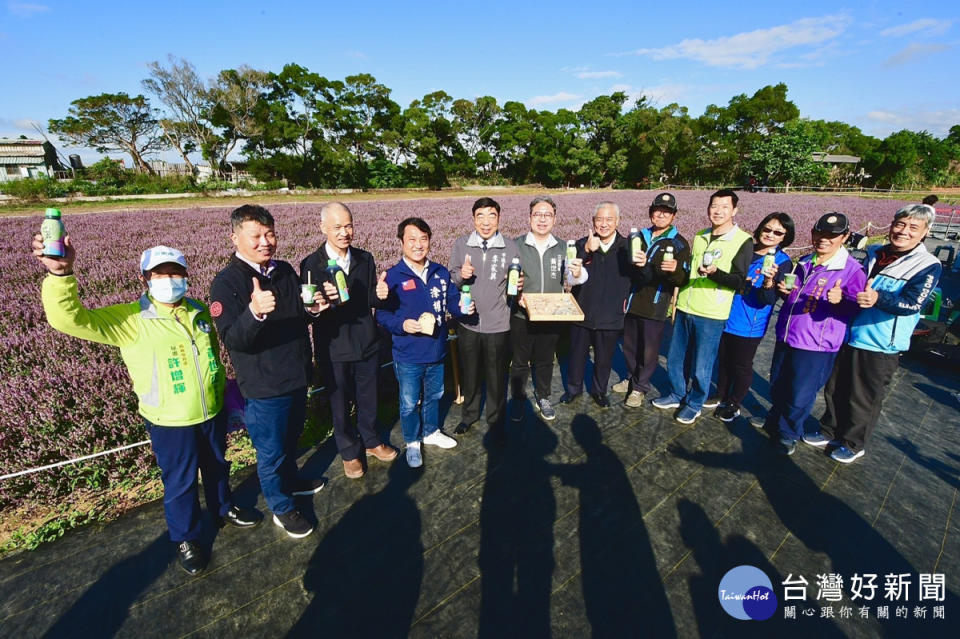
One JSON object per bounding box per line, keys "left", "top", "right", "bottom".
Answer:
{"left": 41, "top": 274, "right": 224, "bottom": 426}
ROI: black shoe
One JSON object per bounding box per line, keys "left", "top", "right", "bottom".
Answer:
{"left": 272, "top": 510, "right": 314, "bottom": 538}
{"left": 591, "top": 393, "right": 611, "bottom": 409}
{"left": 219, "top": 505, "right": 263, "bottom": 529}
{"left": 177, "top": 540, "right": 208, "bottom": 575}
{"left": 453, "top": 421, "right": 472, "bottom": 435}
{"left": 558, "top": 392, "right": 581, "bottom": 404}
{"left": 291, "top": 478, "right": 326, "bottom": 496}
{"left": 716, "top": 404, "right": 741, "bottom": 423}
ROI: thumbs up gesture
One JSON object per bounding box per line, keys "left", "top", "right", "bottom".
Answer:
{"left": 461, "top": 253, "right": 475, "bottom": 280}
{"left": 250, "top": 277, "right": 276, "bottom": 317}
{"left": 376, "top": 271, "right": 389, "bottom": 300}
{"left": 585, "top": 226, "right": 601, "bottom": 253}
{"left": 827, "top": 279, "right": 843, "bottom": 305}
{"left": 856, "top": 278, "right": 878, "bottom": 308}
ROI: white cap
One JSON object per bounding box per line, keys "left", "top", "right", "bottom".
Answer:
{"left": 139, "top": 245, "right": 188, "bottom": 272}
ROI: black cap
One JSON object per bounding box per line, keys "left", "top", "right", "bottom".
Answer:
{"left": 650, "top": 192, "right": 678, "bottom": 214}
{"left": 813, "top": 212, "right": 849, "bottom": 234}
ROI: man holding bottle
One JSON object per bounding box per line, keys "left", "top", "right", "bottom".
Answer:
{"left": 509, "top": 195, "right": 586, "bottom": 422}
{"left": 300, "top": 202, "right": 397, "bottom": 480}
{"left": 449, "top": 197, "right": 521, "bottom": 446}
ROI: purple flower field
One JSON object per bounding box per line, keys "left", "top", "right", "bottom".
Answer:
{"left": 0, "top": 189, "right": 914, "bottom": 509}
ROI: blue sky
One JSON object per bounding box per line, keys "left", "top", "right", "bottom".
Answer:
{"left": 1, "top": 0, "right": 957, "bottom": 165}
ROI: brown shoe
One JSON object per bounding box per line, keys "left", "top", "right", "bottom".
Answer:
{"left": 343, "top": 458, "right": 364, "bottom": 479}
{"left": 366, "top": 444, "right": 398, "bottom": 462}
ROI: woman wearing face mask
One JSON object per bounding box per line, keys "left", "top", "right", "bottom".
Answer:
{"left": 708, "top": 212, "right": 796, "bottom": 422}
{"left": 33, "top": 236, "right": 263, "bottom": 576}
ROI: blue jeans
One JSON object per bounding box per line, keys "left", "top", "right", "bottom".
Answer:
{"left": 666, "top": 310, "right": 726, "bottom": 411}
{"left": 768, "top": 343, "right": 838, "bottom": 442}
{"left": 146, "top": 414, "right": 232, "bottom": 543}
{"left": 394, "top": 361, "right": 445, "bottom": 444}
{"left": 244, "top": 388, "right": 307, "bottom": 515}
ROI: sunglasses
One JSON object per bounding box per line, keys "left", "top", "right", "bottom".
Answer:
{"left": 760, "top": 227, "right": 786, "bottom": 237}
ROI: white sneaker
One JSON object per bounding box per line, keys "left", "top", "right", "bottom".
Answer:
{"left": 423, "top": 430, "right": 458, "bottom": 449}
{"left": 612, "top": 379, "right": 630, "bottom": 393}
{"left": 405, "top": 442, "right": 423, "bottom": 468}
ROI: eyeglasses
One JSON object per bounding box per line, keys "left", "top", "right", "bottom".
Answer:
{"left": 531, "top": 212, "right": 555, "bottom": 219}
{"left": 761, "top": 227, "right": 786, "bottom": 237}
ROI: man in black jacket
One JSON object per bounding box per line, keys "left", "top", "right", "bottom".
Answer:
{"left": 615, "top": 193, "right": 691, "bottom": 408}
{"left": 210, "top": 205, "right": 329, "bottom": 539}
{"left": 559, "top": 201, "right": 644, "bottom": 408}
{"left": 300, "top": 202, "right": 397, "bottom": 480}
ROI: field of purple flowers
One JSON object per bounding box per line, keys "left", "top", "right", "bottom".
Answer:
{"left": 0, "top": 189, "right": 915, "bottom": 513}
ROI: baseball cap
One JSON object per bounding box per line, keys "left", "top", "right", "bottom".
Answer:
{"left": 140, "top": 245, "right": 188, "bottom": 272}
{"left": 813, "top": 212, "right": 849, "bottom": 235}
{"left": 650, "top": 192, "right": 678, "bottom": 213}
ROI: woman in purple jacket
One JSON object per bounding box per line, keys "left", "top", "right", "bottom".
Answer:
{"left": 763, "top": 212, "right": 866, "bottom": 456}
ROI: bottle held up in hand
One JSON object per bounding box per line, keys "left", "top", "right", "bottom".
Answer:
{"left": 506, "top": 257, "right": 521, "bottom": 297}
{"left": 41, "top": 208, "right": 66, "bottom": 258}
{"left": 461, "top": 285, "right": 471, "bottom": 309}
{"left": 629, "top": 227, "right": 643, "bottom": 258}
{"left": 326, "top": 259, "right": 350, "bottom": 305}
{"left": 566, "top": 240, "right": 577, "bottom": 261}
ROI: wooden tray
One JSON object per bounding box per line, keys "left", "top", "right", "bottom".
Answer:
{"left": 523, "top": 293, "right": 585, "bottom": 322}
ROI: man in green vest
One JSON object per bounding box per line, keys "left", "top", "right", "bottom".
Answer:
{"left": 651, "top": 189, "right": 754, "bottom": 424}
{"left": 33, "top": 234, "right": 262, "bottom": 576}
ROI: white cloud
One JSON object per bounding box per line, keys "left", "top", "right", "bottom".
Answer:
{"left": 880, "top": 18, "right": 952, "bottom": 37}
{"left": 576, "top": 70, "right": 622, "bottom": 79}
{"left": 344, "top": 50, "right": 367, "bottom": 60}
{"left": 883, "top": 42, "right": 952, "bottom": 67}
{"left": 865, "top": 108, "right": 960, "bottom": 137}
{"left": 527, "top": 92, "right": 581, "bottom": 106}
{"left": 866, "top": 110, "right": 898, "bottom": 122}
{"left": 622, "top": 14, "right": 850, "bottom": 70}
{"left": 6, "top": 2, "right": 50, "bottom": 17}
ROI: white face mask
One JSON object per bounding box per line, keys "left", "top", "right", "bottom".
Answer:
{"left": 148, "top": 277, "right": 188, "bottom": 304}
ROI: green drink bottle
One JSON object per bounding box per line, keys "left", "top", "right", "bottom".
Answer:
{"left": 629, "top": 227, "right": 643, "bottom": 258}
{"left": 507, "top": 258, "right": 521, "bottom": 297}
{"left": 566, "top": 240, "right": 577, "bottom": 261}
{"left": 40, "top": 208, "right": 66, "bottom": 257}
{"left": 326, "top": 259, "right": 351, "bottom": 305}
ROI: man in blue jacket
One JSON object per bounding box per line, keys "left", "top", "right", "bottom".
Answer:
{"left": 819, "top": 204, "right": 942, "bottom": 464}
{"left": 376, "top": 218, "right": 475, "bottom": 467}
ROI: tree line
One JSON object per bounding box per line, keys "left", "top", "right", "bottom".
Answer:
{"left": 47, "top": 56, "right": 960, "bottom": 190}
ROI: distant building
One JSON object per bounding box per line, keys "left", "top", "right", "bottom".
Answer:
{"left": 0, "top": 138, "right": 63, "bottom": 182}
{"left": 812, "top": 152, "right": 866, "bottom": 185}
{"left": 811, "top": 152, "right": 861, "bottom": 165}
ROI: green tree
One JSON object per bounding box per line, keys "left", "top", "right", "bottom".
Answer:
{"left": 746, "top": 120, "right": 829, "bottom": 187}
{"left": 208, "top": 66, "right": 269, "bottom": 176}
{"left": 401, "top": 91, "right": 463, "bottom": 189}
{"left": 452, "top": 96, "right": 501, "bottom": 177}
{"left": 49, "top": 93, "right": 164, "bottom": 174}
